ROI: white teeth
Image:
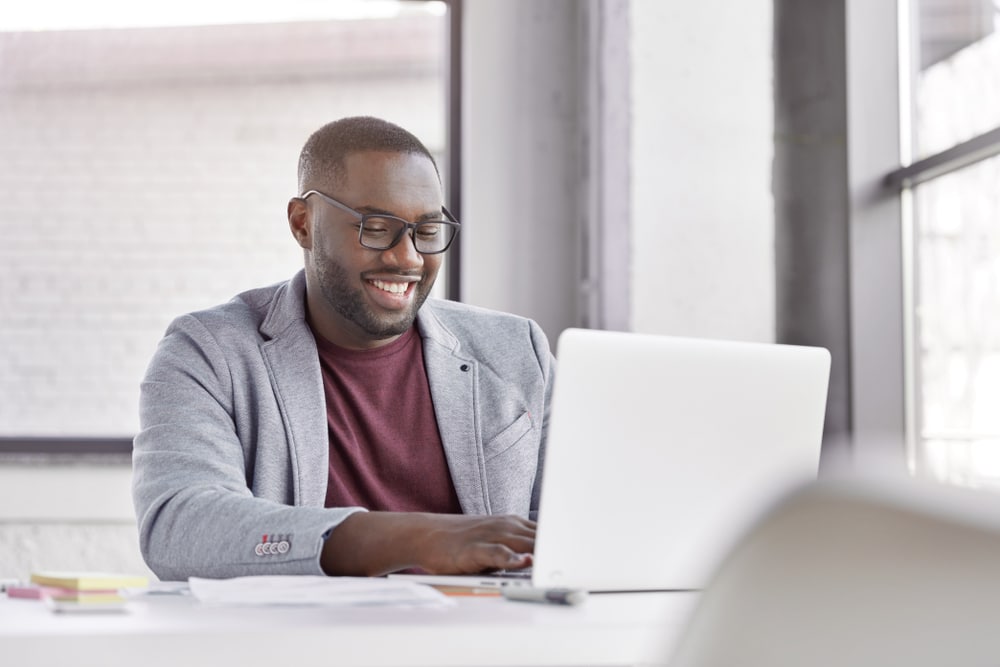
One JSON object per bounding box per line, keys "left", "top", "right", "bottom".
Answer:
{"left": 372, "top": 280, "right": 409, "bottom": 294}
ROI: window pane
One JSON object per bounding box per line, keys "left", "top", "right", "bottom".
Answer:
{"left": 0, "top": 4, "right": 447, "bottom": 439}
{"left": 913, "top": 153, "right": 1000, "bottom": 487}
{"left": 908, "top": 0, "right": 1000, "bottom": 485}
{"left": 912, "top": 0, "right": 1000, "bottom": 159}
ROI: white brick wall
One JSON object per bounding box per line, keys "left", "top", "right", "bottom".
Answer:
{"left": 0, "top": 19, "right": 445, "bottom": 437}
{"left": 0, "top": 463, "right": 146, "bottom": 579}
{"left": 0, "top": 523, "right": 152, "bottom": 583}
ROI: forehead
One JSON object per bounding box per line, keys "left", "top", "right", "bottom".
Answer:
{"left": 333, "top": 150, "right": 441, "bottom": 206}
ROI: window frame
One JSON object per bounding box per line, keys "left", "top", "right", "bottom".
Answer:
{"left": 845, "top": 0, "right": 911, "bottom": 471}
{"left": 0, "top": 1, "right": 462, "bottom": 460}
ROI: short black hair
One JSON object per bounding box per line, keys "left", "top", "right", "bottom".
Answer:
{"left": 297, "top": 116, "right": 439, "bottom": 192}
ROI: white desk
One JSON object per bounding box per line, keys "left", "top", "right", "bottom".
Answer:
{"left": 1, "top": 589, "right": 697, "bottom": 667}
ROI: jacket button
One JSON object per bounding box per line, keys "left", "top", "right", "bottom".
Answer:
{"left": 460, "top": 364, "right": 470, "bottom": 372}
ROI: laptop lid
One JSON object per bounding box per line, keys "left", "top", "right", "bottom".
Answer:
{"left": 529, "top": 328, "right": 831, "bottom": 592}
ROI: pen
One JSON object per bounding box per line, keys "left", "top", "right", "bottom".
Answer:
{"left": 501, "top": 586, "right": 588, "bottom": 606}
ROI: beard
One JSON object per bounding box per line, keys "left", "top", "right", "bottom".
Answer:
{"left": 312, "top": 244, "right": 434, "bottom": 341}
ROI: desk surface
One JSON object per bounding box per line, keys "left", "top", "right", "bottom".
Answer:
{"left": 2, "top": 589, "right": 696, "bottom": 667}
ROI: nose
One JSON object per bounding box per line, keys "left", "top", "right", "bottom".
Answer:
{"left": 381, "top": 229, "right": 424, "bottom": 269}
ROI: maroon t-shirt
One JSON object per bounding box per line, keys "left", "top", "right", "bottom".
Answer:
{"left": 312, "top": 325, "right": 463, "bottom": 514}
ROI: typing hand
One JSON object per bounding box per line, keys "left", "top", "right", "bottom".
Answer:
{"left": 321, "top": 511, "right": 535, "bottom": 577}
{"left": 414, "top": 513, "right": 535, "bottom": 574}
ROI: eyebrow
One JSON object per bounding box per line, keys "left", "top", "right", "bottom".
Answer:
{"left": 355, "top": 205, "right": 445, "bottom": 222}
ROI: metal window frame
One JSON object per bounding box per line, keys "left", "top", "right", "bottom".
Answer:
{"left": 0, "top": 437, "right": 133, "bottom": 459}
{"left": 883, "top": 125, "right": 1000, "bottom": 189}
{"left": 444, "top": 0, "right": 463, "bottom": 302}
{"left": 846, "top": 0, "right": 910, "bottom": 470}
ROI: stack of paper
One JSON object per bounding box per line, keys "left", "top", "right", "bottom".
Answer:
{"left": 189, "top": 575, "right": 453, "bottom": 608}
{"left": 27, "top": 571, "right": 149, "bottom": 612}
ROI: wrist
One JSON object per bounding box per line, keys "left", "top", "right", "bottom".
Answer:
{"left": 320, "top": 511, "right": 429, "bottom": 576}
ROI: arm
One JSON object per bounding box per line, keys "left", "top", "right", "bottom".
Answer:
{"left": 320, "top": 512, "right": 536, "bottom": 576}
{"left": 133, "top": 312, "right": 356, "bottom": 580}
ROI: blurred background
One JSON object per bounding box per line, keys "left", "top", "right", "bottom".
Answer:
{"left": 0, "top": 0, "right": 997, "bottom": 578}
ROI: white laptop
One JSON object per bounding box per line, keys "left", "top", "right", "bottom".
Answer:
{"left": 392, "top": 328, "right": 831, "bottom": 592}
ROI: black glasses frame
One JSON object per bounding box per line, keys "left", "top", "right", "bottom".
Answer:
{"left": 298, "top": 189, "right": 460, "bottom": 255}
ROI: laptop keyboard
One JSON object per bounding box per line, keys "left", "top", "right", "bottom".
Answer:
{"left": 489, "top": 568, "right": 533, "bottom": 579}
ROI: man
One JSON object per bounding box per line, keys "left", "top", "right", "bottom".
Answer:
{"left": 132, "top": 116, "right": 554, "bottom": 581}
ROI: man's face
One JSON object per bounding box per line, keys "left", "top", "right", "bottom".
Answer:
{"left": 294, "top": 150, "right": 445, "bottom": 349}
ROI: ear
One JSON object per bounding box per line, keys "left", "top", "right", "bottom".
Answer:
{"left": 287, "top": 198, "right": 312, "bottom": 250}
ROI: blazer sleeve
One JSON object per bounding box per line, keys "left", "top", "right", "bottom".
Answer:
{"left": 131, "top": 313, "right": 362, "bottom": 581}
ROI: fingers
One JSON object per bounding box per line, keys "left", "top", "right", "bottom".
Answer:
{"left": 436, "top": 513, "right": 536, "bottom": 540}
{"left": 470, "top": 516, "right": 536, "bottom": 554}
{"left": 470, "top": 529, "right": 534, "bottom": 568}
{"left": 477, "top": 514, "right": 536, "bottom": 537}
{"left": 420, "top": 514, "right": 538, "bottom": 574}
{"left": 470, "top": 543, "right": 533, "bottom": 573}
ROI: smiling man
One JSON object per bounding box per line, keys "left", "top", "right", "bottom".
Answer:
{"left": 132, "top": 117, "right": 554, "bottom": 580}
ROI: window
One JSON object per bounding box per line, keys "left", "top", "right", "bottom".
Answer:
{"left": 0, "top": 1, "right": 452, "bottom": 454}
{"left": 901, "top": 0, "right": 1000, "bottom": 485}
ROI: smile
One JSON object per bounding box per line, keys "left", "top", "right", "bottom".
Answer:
{"left": 369, "top": 279, "right": 413, "bottom": 295}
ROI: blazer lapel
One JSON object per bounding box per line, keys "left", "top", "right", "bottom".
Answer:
{"left": 419, "top": 309, "right": 490, "bottom": 515}
{"left": 258, "top": 272, "right": 329, "bottom": 508}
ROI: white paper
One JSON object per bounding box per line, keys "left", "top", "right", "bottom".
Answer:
{"left": 188, "top": 575, "right": 453, "bottom": 608}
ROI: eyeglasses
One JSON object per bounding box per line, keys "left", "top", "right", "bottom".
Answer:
{"left": 299, "top": 190, "right": 460, "bottom": 255}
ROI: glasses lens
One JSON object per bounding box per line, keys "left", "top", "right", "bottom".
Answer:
{"left": 413, "top": 221, "right": 456, "bottom": 253}
{"left": 359, "top": 216, "right": 405, "bottom": 250}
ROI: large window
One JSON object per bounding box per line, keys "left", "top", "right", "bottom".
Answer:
{"left": 0, "top": 1, "right": 450, "bottom": 453}
{"left": 898, "top": 0, "right": 1000, "bottom": 485}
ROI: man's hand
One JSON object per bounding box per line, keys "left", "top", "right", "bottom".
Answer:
{"left": 320, "top": 512, "right": 535, "bottom": 577}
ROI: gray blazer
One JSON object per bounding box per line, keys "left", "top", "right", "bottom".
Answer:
{"left": 132, "top": 271, "right": 554, "bottom": 581}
